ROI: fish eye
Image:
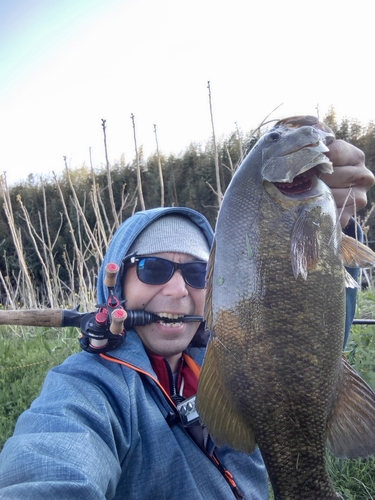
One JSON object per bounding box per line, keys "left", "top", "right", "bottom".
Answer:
{"left": 267, "top": 132, "right": 281, "bottom": 142}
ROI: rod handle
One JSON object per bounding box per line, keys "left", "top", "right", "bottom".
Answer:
{"left": 0, "top": 309, "right": 64, "bottom": 327}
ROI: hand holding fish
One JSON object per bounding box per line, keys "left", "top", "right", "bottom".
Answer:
{"left": 321, "top": 140, "right": 375, "bottom": 227}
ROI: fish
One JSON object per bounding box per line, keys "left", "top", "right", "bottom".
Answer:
{"left": 196, "top": 116, "right": 375, "bottom": 499}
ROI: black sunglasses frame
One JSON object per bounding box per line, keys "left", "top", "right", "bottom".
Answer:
{"left": 122, "top": 255, "right": 207, "bottom": 289}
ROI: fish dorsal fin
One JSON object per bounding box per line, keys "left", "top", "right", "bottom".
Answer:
{"left": 327, "top": 354, "right": 375, "bottom": 458}
{"left": 342, "top": 234, "right": 375, "bottom": 268}
{"left": 196, "top": 339, "right": 256, "bottom": 454}
{"left": 290, "top": 209, "right": 320, "bottom": 279}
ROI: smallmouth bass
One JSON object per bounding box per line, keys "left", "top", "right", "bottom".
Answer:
{"left": 196, "top": 116, "right": 375, "bottom": 499}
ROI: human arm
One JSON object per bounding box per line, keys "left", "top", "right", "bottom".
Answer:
{"left": 0, "top": 354, "right": 128, "bottom": 499}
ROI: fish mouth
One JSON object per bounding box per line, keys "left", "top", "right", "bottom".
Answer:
{"left": 261, "top": 135, "right": 333, "bottom": 188}
{"left": 273, "top": 166, "right": 318, "bottom": 195}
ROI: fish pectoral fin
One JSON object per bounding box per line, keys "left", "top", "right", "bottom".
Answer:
{"left": 342, "top": 234, "right": 375, "bottom": 268}
{"left": 290, "top": 209, "right": 320, "bottom": 279}
{"left": 327, "top": 354, "right": 375, "bottom": 458}
{"left": 196, "top": 339, "right": 256, "bottom": 454}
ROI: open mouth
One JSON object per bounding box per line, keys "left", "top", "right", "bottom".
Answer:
{"left": 156, "top": 312, "right": 183, "bottom": 327}
{"left": 273, "top": 166, "right": 318, "bottom": 195}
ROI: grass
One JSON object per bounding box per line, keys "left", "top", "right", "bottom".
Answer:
{"left": 1, "top": 291, "right": 375, "bottom": 498}
{"left": 347, "top": 289, "right": 375, "bottom": 391}
{"left": 327, "top": 289, "right": 375, "bottom": 499}
{"left": 267, "top": 453, "right": 375, "bottom": 499}
{"left": 0, "top": 325, "right": 80, "bottom": 449}
{"left": 267, "top": 289, "right": 375, "bottom": 499}
{"left": 328, "top": 453, "right": 375, "bottom": 500}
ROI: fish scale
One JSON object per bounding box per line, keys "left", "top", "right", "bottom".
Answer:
{"left": 197, "top": 117, "right": 375, "bottom": 499}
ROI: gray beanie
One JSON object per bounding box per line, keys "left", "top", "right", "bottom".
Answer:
{"left": 128, "top": 215, "right": 210, "bottom": 261}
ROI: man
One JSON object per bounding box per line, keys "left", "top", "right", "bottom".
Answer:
{"left": 0, "top": 137, "right": 373, "bottom": 499}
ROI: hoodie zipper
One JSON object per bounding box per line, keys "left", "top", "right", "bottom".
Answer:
{"left": 162, "top": 357, "right": 185, "bottom": 405}
{"left": 100, "top": 352, "right": 244, "bottom": 499}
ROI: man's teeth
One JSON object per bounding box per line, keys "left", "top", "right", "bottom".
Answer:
{"left": 157, "top": 313, "right": 183, "bottom": 326}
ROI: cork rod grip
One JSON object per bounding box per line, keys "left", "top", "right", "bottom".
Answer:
{"left": 0, "top": 309, "right": 64, "bottom": 327}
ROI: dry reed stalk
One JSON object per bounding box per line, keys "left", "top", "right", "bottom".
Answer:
{"left": 235, "top": 122, "right": 244, "bottom": 161}
{"left": 52, "top": 171, "right": 89, "bottom": 304}
{"left": 16, "top": 194, "right": 56, "bottom": 307}
{"left": 61, "top": 249, "right": 76, "bottom": 304}
{"left": 207, "top": 81, "right": 223, "bottom": 206}
{"left": 41, "top": 185, "right": 64, "bottom": 300}
{"left": 92, "top": 181, "right": 132, "bottom": 239}
{"left": 153, "top": 124, "right": 165, "bottom": 207}
{"left": 131, "top": 113, "right": 146, "bottom": 211}
{"left": 118, "top": 185, "right": 130, "bottom": 224}
{"left": 359, "top": 203, "right": 375, "bottom": 291}
{"left": 223, "top": 143, "right": 236, "bottom": 177}
{"left": 2, "top": 251, "right": 21, "bottom": 307}
{"left": 89, "top": 156, "right": 109, "bottom": 248}
{"left": 0, "top": 175, "right": 37, "bottom": 308}
{"left": 115, "top": 184, "right": 136, "bottom": 227}
{"left": 63, "top": 157, "right": 104, "bottom": 262}
{"left": 101, "top": 119, "right": 120, "bottom": 229}
{"left": 0, "top": 269, "right": 16, "bottom": 309}
{"left": 95, "top": 184, "right": 112, "bottom": 235}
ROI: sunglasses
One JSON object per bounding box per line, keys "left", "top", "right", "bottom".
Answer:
{"left": 126, "top": 255, "right": 207, "bottom": 289}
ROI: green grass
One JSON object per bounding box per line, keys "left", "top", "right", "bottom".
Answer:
{"left": 327, "top": 289, "right": 375, "bottom": 499}
{"left": 1, "top": 291, "right": 375, "bottom": 498}
{"left": 0, "top": 325, "right": 80, "bottom": 449}
{"left": 347, "top": 290, "right": 375, "bottom": 391}
{"left": 328, "top": 453, "right": 375, "bottom": 500}
{"left": 268, "top": 455, "right": 375, "bottom": 500}
{"left": 268, "top": 290, "right": 375, "bottom": 499}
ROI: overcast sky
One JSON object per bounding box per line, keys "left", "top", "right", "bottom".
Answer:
{"left": 1, "top": 0, "right": 374, "bottom": 185}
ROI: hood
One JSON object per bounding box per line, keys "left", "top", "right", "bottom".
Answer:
{"left": 97, "top": 207, "right": 214, "bottom": 304}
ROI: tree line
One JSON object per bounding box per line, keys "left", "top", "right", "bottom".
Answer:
{"left": 0, "top": 108, "right": 374, "bottom": 308}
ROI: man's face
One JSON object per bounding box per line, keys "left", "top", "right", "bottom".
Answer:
{"left": 123, "top": 252, "right": 205, "bottom": 366}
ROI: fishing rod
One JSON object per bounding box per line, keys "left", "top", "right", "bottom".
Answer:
{"left": 0, "top": 261, "right": 371, "bottom": 353}
{"left": 0, "top": 263, "right": 203, "bottom": 354}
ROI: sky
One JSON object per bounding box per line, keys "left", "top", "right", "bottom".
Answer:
{"left": 1, "top": 0, "right": 374, "bottom": 186}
